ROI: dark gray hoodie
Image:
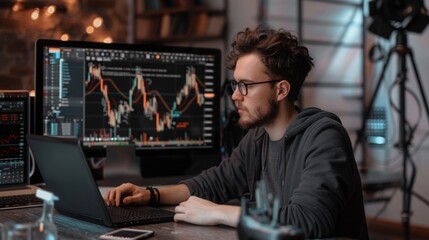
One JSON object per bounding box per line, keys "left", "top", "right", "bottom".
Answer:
{"left": 182, "top": 107, "right": 368, "bottom": 239}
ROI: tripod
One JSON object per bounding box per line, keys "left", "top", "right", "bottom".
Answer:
{"left": 355, "top": 28, "right": 429, "bottom": 240}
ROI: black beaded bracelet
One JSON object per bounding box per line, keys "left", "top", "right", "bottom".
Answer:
{"left": 153, "top": 187, "right": 160, "bottom": 206}
{"left": 146, "top": 186, "right": 159, "bottom": 206}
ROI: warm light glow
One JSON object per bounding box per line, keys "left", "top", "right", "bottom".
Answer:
{"left": 86, "top": 26, "right": 95, "bottom": 34}
{"left": 45, "top": 5, "right": 56, "bottom": 16}
{"left": 103, "top": 37, "right": 113, "bottom": 43}
{"left": 12, "top": 3, "right": 22, "bottom": 12}
{"left": 60, "top": 34, "right": 70, "bottom": 41}
{"left": 93, "top": 17, "right": 103, "bottom": 28}
{"left": 31, "top": 8, "right": 40, "bottom": 20}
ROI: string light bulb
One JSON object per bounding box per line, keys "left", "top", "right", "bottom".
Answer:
{"left": 12, "top": 3, "right": 23, "bottom": 12}
{"left": 60, "top": 34, "right": 70, "bottom": 41}
{"left": 31, "top": 8, "right": 40, "bottom": 20}
{"left": 93, "top": 17, "right": 103, "bottom": 28}
{"left": 45, "top": 5, "right": 56, "bottom": 16}
{"left": 103, "top": 37, "right": 113, "bottom": 43}
{"left": 86, "top": 26, "right": 94, "bottom": 34}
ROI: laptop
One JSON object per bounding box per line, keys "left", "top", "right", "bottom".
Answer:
{"left": 0, "top": 90, "right": 43, "bottom": 209}
{"left": 27, "top": 134, "right": 174, "bottom": 227}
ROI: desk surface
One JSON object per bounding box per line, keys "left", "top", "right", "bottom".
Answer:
{"left": 1, "top": 181, "right": 237, "bottom": 240}
{"left": 1, "top": 206, "right": 237, "bottom": 240}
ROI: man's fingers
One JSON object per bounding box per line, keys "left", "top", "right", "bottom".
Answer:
{"left": 175, "top": 205, "right": 185, "bottom": 213}
{"left": 113, "top": 189, "right": 123, "bottom": 206}
{"left": 106, "top": 188, "right": 123, "bottom": 206}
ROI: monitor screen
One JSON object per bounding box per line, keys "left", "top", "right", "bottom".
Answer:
{"left": 0, "top": 91, "right": 29, "bottom": 186}
{"left": 34, "top": 40, "right": 221, "bottom": 164}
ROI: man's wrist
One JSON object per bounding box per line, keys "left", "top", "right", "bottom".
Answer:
{"left": 145, "top": 186, "right": 160, "bottom": 206}
{"left": 217, "top": 205, "right": 241, "bottom": 227}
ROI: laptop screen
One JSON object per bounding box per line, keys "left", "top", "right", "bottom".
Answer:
{"left": 0, "top": 91, "right": 29, "bottom": 187}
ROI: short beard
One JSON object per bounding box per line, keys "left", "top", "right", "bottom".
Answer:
{"left": 238, "top": 97, "right": 279, "bottom": 130}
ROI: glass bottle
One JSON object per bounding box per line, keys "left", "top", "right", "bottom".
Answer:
{"left": 32, "top": 189, "right": 59, "bottom": 240}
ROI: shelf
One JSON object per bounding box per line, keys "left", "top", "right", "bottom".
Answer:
{"left": 133, "top": 0, "right": 227, "bottom": 44}
{"left": 136, "top": 7, "right": 224, "bottom": 17}
{"left": 135, "top": 35, "right": 225, "bottom": 44}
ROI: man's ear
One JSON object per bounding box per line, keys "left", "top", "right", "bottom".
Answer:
{"left": 277, "top": 80, "right": 291, "bottom": 101}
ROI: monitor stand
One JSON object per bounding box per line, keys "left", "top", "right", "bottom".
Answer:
{"left": 103, "top": 145, "right": 141, "bottom": 180}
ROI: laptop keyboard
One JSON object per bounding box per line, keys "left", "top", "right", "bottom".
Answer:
{"left": 0, "top": 194, "right": 43, "bottom": 210}
{"left": 107, "top": 206, "right": 165, "bottom": 220}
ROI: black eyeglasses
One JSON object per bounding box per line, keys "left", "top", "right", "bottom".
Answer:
{"left": 230, "top": 80, "right": 281, "bottom": 96}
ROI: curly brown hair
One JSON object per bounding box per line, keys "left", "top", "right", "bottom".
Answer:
{"left": 226, "top": 25, "right": 313, "bottom": 101}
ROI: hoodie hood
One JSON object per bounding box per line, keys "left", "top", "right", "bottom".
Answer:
{"left": 252, "top": 107, "right": 342, "bottom": 141}
{"left": 285, "top": 107, "right": 342, "bottom": 139}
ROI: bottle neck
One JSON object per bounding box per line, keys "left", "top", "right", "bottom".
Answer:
{"left": 40, "top": 200, "right": 55, "bottom": 221}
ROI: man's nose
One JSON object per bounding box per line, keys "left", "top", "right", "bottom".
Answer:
{"left": 231, "top": 87, "right": 242, "bottom": 101}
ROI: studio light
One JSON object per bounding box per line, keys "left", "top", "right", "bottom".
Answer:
{"left": 368, "top": 0, "right": 429, "bottom": 38}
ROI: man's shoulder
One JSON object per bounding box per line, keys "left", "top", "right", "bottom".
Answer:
{"left": 299, "top": 107, "right": 342, "bottom": 124}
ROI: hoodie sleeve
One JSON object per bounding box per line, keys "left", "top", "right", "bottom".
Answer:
{"left": 279, "top": 119, "right": 364, "bottom": 239}
{"left": 180, "top": 130, "right": 257, "bottom": 203}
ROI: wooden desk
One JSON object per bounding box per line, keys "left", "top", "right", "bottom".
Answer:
{"left": 0, "top": 206, "right": 237, "bottom": 240}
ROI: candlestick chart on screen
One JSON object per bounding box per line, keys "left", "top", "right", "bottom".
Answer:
{"left": 84, "top": 61, "right": 213, "bottom": 148}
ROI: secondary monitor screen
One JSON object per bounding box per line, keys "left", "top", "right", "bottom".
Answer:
{"left": 34, "top": 39, "right": 221, "bottom": 155}
{"left": 0, "top": 91, "right": 29, "bottom": 186}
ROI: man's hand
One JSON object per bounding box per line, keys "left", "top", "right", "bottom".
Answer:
{"left": 104, "top": 183, "right": 148, "bottom": 207}
{"left": 174, "top": 196, "right": 240, "bottom": 227}
{"left": 105, "top": 183, "right": 191, "bottom": 207}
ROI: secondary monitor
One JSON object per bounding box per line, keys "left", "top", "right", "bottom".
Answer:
{"left": 0, "top": 90, "right": 29, "bottom": 187}
{"left": 34, "top": 39, "right": 221, "bottom": 176}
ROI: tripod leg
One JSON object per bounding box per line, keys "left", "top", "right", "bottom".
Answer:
{"left": 395, "top": 41, "right": 410, "bottom": 240}
{"left": 354, "top": 48, "right": 395, "bottom": 170}
{"left": 412, "top": 190, "right": 429, "bottom": 206}
{"left": 407, "top": 50, "right": 429, "bottom": 125}
{"left": 397, "top": 49, "right": 429, "bottom": 240}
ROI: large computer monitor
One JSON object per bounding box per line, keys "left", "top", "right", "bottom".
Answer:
{"left": 34, "top": 39, "right": 221, "bottom": 177}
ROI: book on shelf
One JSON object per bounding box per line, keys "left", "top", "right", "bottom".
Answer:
{"left": 136, "top": 0, "right": 161, "bottom": 13}
{"left": 194, "top": 12, "right": 209, "bottom": 36}
{"left": 136, "top": 17, "right": 161, "bottom": 40}
{"left": 160, "top": 14, "right": 171, "bottom": 38}
{"left": 137, "top": 0, "right": 201, "bottom": 12}
{"left": 205, "top": 15, "right": 225, "bottom": 37}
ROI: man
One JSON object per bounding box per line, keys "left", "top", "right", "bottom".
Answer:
{"left": 105, "top": 26, "right": 368, "bottom": 239}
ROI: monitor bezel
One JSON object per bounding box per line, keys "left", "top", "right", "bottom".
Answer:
{"left": 34, "top": 39, "right": 222, "bottom": 160}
